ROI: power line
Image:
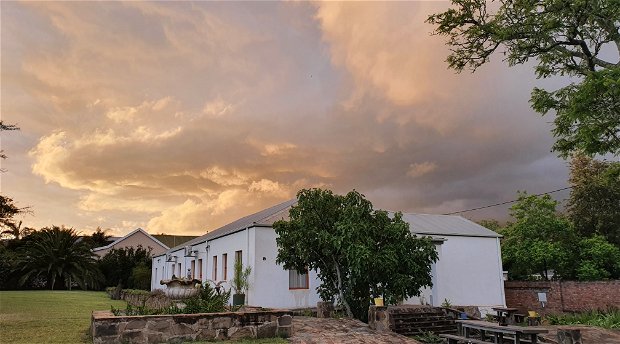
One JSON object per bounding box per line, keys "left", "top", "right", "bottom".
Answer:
{"left": 443, "top": 187, "right": 572, "bottom": 215}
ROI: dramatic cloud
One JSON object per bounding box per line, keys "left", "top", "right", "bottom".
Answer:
{"left": 1, "top": 1, "right": 570, "bottom": 236}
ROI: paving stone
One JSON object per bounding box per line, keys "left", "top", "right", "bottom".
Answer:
{"left": 289, "top": 317, "right": 421, "bottom": 344}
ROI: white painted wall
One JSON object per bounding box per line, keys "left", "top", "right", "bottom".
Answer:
{"left": 151, "top": 227, "right": 504, "bottom": 313}
{"left": 252, "top": 227, "right": 322, "bottom": 308}
{"left": 151, "top": 226, "right": 322, "bottom": 308}
{"left": 430, "top": 235, "right": 505, "bottom": 314}
{"left": 404, "top": 241, "right": 443, "bottom": 306}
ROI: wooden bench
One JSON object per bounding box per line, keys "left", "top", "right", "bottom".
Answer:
{"left": 456, "top": 320, "right": 548, "bottom": 344}
{"left": 439, "top": 333, "right": 489, "bottom": 344}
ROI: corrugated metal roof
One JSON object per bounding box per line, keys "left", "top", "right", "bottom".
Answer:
{"left": 164, "top": 199, "right": 296, "bottom": 253}
{"left": 399, "top": 213, "right": 501, "bottom": 238}
{"left": 160, "top": 199, "right": 500, "bottom": 256}
{"left": 152, "top": 235, "right": 198, "bottom": 248}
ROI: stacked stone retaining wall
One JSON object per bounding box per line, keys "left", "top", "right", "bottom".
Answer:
{"left": 505, "top": 280, "right": 620, "bottom": 315}
{"left": 91, "top": 309, "right": 292, "bottom": 344}
{"left": 120, "top": 291, "right": 172, "bottom": 310}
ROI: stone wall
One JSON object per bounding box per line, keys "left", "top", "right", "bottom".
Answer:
{"left": 120, "top": 291, "right": 172, "bottom": 310}
{"left": 91, "top": 309, "right": 292, "bottom": 344}
{"left": 504, "top": 280, "right": 620, "bottom": 315}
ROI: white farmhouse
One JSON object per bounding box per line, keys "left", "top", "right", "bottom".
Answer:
{"left": 151, "top": 200, "right": 505, "bottom": 313}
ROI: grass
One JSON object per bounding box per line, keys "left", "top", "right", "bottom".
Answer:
{"left": 545, "top": 309, "right": 620, "bottom": 329}
{"left": 0, "top": 290, "right": 288, "bottom": 344}
{"left": 0, "top": 290, "right": 126, "bottom": 344}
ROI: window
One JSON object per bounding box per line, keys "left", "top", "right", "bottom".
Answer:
{"left": 171, "top": 264, "right": 176, "bottom": 277}
{"left": 223, "top": 254, "right": 228, "bottom": 280}
{"left": 289, "top": 268, "right": 309, "bottom": 289}
{"left": 213, "top": 256, "right": 218, "bottom": 281}
{"left": 235, "top": 250, "right": 242, "bottom": 265}
{"left": 178, "top": 263, "right": 182, "bottom": 277}
{"left": 191, "top": 260, "right": 196, "bottom": 279}
{"left": 197, "top": 259, "right": 203, "bottom": 280}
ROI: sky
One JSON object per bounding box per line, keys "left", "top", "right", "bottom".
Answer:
{"left": 1, "top": 1, "right": 572, "bottom": 236}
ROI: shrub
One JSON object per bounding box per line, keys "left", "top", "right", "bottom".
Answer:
{"left": 183, "top": 282, "right": 230, "bottom": 314}
{"left": 545, "top": 309, "right": 620, "bottom": 329}
{"left": 109, "top": 282, "right": 230, "bottom": 316}
{"left": 128, "top": 263, "right": 151, "bottom": 291}
{"left": 413, "top": 331, "right": 443, "bottom": 343}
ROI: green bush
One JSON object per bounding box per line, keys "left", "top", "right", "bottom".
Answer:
{"left": 183, "top": 282, "right": 230, "bottom": 314}
{"left": 413, "top": 331, "right": 443, "bottom": 343}
{"left": 110, "top": 282, "right": 230, "bottom": 316}
{"left": 128, "top": 263, "right": 151, "bottom": 291}
{"left": 546, "top": 309, "right": 620, "bottom": 329}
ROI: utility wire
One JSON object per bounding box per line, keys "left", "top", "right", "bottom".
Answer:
{"left": 443, "top": 187, "right": 572, "bottom": 215}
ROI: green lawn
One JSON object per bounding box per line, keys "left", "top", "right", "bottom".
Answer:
{"left": 0, "top": 290, "right": 126, "bottom": 344}
{"left": 0, "top": 290, "right": 288, "bottom": 344}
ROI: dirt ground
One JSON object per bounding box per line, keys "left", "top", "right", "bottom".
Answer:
{"left": 287, "top": 317, "right": 620, "bottom": 344}
{"left": 289, "top": 316, "right": 421, "bottom": 344}
{"left": 541, "top": 325, "right": 620, "bottom": 344}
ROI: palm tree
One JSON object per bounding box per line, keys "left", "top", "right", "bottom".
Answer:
{"left": 16, "top": 226, "right": 102, "bottom": 290}
{"left": 1, "top": 221, "right": 33, "bottom": 240}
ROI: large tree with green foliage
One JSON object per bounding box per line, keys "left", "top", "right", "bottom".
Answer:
{"left": 16, "top": 226, "right": 102, "bottom": 290}
{"left": 501, "top": 192, "right": 577, "bottom": 280}
{"left": 98, "top": 246, "right": 152, "bottom": 290}
{"left": 567, "top": 155, "right": 620, "bottom": 245}
{"left": 575, "top": 235, "right": 620, "bottom": 280}
{"left": 83, "top": 227, "right": 112, "bottom": 249}
{"left": 274, "top": 189, "right": 438, "bottom": 321}
{"left": 428, "top": 0, "right": 620, "bottom": 157}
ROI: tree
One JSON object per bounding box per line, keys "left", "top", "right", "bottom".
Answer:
{"left": 567, "top": 154, "right": 620, "bottom": 245}
{"left": 575, "top": 235, "right": 620, "bottom": 280}
{"left": 83, "top": 227, "right": 112, "bottom": 249}
{"left": 274, "top": 189, "right": 438, "bottom": 321}
{"left": 501, "top": 192, "right": 577, "bottom": 280}
{"left": 0, "top": 120, "right": 19, "bottom": 161}
{"left": 1, "top": 221, "right": 34, "bottom": 241}
{"left": 428, "top": 0, "right": 620, "bottom": 157}
{"left": 0, "top": 121, "right": 30, "bottom": 231}
{"left": 16, "top": 226, "right": 102, "bottom": 290}
{"left": 98, "top": 246, "right": 152, "bottom": 290}
{"left": 0, "top": 196, "right": 28, "bottom": 239}
{"left": 476, "top": 219, "right": 504, "bottom": 233}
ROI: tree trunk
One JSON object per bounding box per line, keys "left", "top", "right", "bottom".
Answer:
{"left": 333, "top": 260, "right": 353, "bottom": 318}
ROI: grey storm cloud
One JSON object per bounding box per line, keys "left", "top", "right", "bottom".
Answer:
{"left": 1, "top": 1, "right": 569, "bottom": 235}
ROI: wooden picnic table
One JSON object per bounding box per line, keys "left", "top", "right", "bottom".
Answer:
{"left": 492, "top": 307, "right": 520, "bottom": 326}
{"left": 455, "top": 319, "right": 548, "bottom": 344}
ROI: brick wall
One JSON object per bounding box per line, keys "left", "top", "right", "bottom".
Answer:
{"left": 504, "top": 280, "right": 620, "bottom": 315}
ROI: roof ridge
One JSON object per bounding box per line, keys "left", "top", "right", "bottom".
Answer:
{"left": 253, "top": 199, "right": 296, "bottom": 224}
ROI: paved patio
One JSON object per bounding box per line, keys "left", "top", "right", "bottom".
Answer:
{"left": 289, "top": 316, "right": 421, "bottom": 344}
